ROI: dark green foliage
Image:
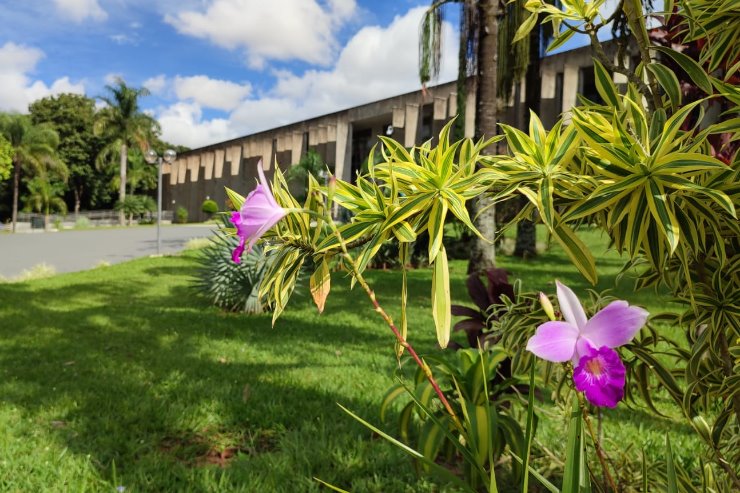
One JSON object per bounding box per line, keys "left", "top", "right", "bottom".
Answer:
{"left": 201, "top": 199, "right": 218, "bottom": 215}
{"left": 29, "top": 93, "right": 110, "bottom": 211}
{"left": 114, "top": 195, "right": 155, "bottom": 225}
{"left": 175, "top": 206, "right": 188, "bottom": 224}
{"left": 191, "top": 221, "right": 269, "bottom": 313}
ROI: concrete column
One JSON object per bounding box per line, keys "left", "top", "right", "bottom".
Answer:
{"left": 308, "top": 126, "right": 319, "bottom": 146}
{"left": 404, "top": 103, "right": 419, "bottom": 147}
{"left": 392, "top": 106, "right": 405, "bottom": 128}
{"left": 433, "top": 97, "right": 447, "bottom": 120}
{"left": 202, "top": 151, "right": 215, "bottom": 180}
{"left": 335, "top": 115, "right": 350, "bottom": 181}
{"left": 261, "top": 138, "right": 273, "bottom": 169}
{"left": 188, "top": 155, "right": 201, "bottom": 182}
{"left": 214, "top": 149, "right": 225, "bottom": 178}
{"left": 291, "top": 131, "right": 304, "bottom": 164}
{"left": 318, "top": 125, "right": 328, "bottom": 144}
{"left": 448, "top": 92, "right": 458, "bottom": 117}
{"left": 276, "top": 133, "right": 287, "bottom": 152}
{"left": 542, "top": 69, "right": 556, "bottom": 99}
{"left": 227, "top": 145, "right": 242, "bottom": 176}
{"left": 178, "top": 160, "right": 187, "bottom": 184}
{"left": 169, "top": 160, "right": 180, "bottom": 185}
{"left": 613, "top": 53, "right": 629, "bottom": 84}
{"left": 562, "top": 64, "right": 579, "bottom": 121}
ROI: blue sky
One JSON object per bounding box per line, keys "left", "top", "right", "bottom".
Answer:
{"left": 0, "top": 0, "right": 607, "bottom": 149}
{"left": 0, "top": 0, "right": 463, "bottom": 148}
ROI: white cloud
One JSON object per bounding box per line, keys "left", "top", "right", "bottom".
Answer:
{"left": 155, "top": 7, "right": 457, "bottom": 148}
{"left": 53, "top": 0, "right": 107, "bottom": 22}
{"left": 143, "top": 74, "right": 168, "bottom": 94}
{"left": 157, "top": 102, "right": 236, "bottom": 148}
{"left": 164, "top": 0, "right": 357, "bottom": 68}
{"left": 173, "top": 75, "right": 251, "bottom": 111}
{"left": 0, "top": 42, "right": 85, "bottom": 113}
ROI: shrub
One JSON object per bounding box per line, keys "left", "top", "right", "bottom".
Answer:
{"left": 191, "top": 218, "right": 270, "bottom": 313}
{"left": 74, "top": 216, "right": 91, "bottom": 229}
{"left": 201, "top": 199, "right": 218, "bottom": 215}
{"left": 175, "top": 206, "right": 188, "bottom": 224}
{"left": 115, "top": 195, "right": 156, "bottom": 225}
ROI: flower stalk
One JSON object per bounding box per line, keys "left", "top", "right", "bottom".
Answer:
{"left": 323, "top": 201, "right": 462, "bottom": 430}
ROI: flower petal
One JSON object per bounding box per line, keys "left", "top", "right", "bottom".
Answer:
{"left": 256, "top": 160, "right": 280, "bottom": 209}
{"left": 556, "top": 281, "right": 588, "bottom": 330}
{"left": 573, "top": 346, "right": 626, "bottom": 408}
{"left": 526, "top": 321, "right": 579, "bottom": 362}
{"left": 581, "top": 300, "right": 649, "bottom": 349}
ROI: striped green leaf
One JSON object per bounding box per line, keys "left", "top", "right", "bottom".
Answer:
{"left": 652, "top": 46, "right": 713, "bottom": 94}
{"left": 593, "top": 58, "right": 621, "bottom": 107}
{"left": 427, "top": 198, "right": 448, "bottom": 262}
{"left": 647, "top": 62, "right": 682, "bottom": 110}
{"left": 551, "top": 222, "right": 598, "bottom": 285}
{"left": 432, "top": 246, "right": 451, "bottom": 348}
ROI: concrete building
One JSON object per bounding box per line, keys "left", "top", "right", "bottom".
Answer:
{"left": 163, "top": 42, "right": 628, "bottom": 221}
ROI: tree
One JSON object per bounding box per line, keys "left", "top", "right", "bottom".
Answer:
{"left": 22, "top": 167, "right": 68, "bottom": 229}
{"left": 94, "top": 78, "right": 159, "bottom": 225}
{"left": 0, "top": 114, "right": 61, "bottom": 233}
{"left": 0, "top": 134, "right": 12, "bottom": 182}
{"left": 29, "top": 93, "right": 104, "bottom": 215}
{"left": 420, "top": 0, "right": 532, "bottom": 272}
{"left": 285, "top": 149, "right": 326, "bottom": 201}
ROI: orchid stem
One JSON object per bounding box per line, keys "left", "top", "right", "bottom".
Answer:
{"left": 323, "top": 206, "right": 462, "bottom": 430}
{"left": 579, "top": 394, "right": 618, "bottom": 492}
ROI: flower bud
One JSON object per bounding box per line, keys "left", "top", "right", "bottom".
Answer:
{"left": 539, "top": 292, "right": 556, "bottom": 321}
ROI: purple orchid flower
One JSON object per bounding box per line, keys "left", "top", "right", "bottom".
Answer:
{"left": 230, "top": 160, "right": 287, "bottom": 263}
{"left": 526, "top": 281, "right": 648, "bottom": 408}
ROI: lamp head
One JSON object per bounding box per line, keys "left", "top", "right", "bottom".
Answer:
{"left": 163, "top": 149, "right": 177, "bottom": 163}
{"left": 144, "top": 149, "right": 158, "bottom": 164}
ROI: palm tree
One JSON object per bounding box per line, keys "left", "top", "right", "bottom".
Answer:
{"left": 421, "top": 0, "right": 533, "bottom": 272}
{"left": 0, "top": 114, "right": 61, "bottom": 233}
{"left": 23, "top": 168, "right": 68, "bottom": 230}
{"left": 94, "top": 78, "right": 159, "bottom": 225}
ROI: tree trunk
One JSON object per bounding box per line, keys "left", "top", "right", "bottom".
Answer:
{"left": 467, "top": 0, "right": 499, "bottom": 274}
{"left": 11, "top": 157, "right": 20, "bottom": 234}
{"left": 514, "top": 12, "right": 543, "bottom": 258}
{"left": 119, "top": 143, "right": 127, "bottom": 226}
{"left": 73, "top": 185, "right": 81, "bottom": 216}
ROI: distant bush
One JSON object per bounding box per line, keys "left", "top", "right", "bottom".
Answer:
{"left": 201, "top": 199, "right": 218, "bottom": 215}
{"left": 74, "top": 217, "right": 91, "bottom": 229}
{"left": 175, "top": 206, "right": 188, "bottom": 224}
{"left": 116, "top": 195, "right": 156, "bottom": 225}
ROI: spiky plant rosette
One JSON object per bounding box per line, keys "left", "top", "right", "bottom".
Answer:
{"left": 191, "top": 216, "right": 271, "bottom": 314}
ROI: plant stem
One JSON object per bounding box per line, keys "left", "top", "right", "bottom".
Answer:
{"left": 579, "top": 394, "right": 618, "bottom": 492}
{"left": 325, "top": 211, "right": 462, "bottom": 430}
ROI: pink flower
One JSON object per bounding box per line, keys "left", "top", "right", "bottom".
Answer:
{"left": 230, "top": 161, "right": 287, "bottom": 263}
{"left": 526, "top": 281, "right": 648, "bottom": 407}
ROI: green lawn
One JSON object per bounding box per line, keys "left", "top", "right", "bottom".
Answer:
{"left": 0, "top": 229, "right": 700, "bottom": 492}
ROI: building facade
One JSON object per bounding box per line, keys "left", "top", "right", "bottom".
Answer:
{"left": 163, "top": 43, "right": 626, "bottom": 221}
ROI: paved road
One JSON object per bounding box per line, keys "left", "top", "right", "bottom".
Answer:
{"left": 0, "top": 224, "right": 214, "bottom": 278}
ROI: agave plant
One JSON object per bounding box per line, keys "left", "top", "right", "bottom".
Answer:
{"left": 191, "top": 216, "right": 270, "bottom": 314}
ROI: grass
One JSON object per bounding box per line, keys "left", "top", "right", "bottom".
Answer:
{"left": 0, "top": 229, "right": 701, "bottom": 491}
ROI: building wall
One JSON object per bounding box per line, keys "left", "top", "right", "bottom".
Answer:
{"left": 163, "top": 43, "right": 634, "bottom": 221}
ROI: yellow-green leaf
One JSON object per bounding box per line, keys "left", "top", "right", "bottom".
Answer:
{"left": 309, "top": 259, "right": 331, "bottom": 313}
{"left": 432, "top": 246, "right": 451, "bottom": 348}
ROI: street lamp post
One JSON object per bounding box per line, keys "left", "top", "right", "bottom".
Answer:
{"left": 145, "top": 148, "right": 177, "bottom": 255}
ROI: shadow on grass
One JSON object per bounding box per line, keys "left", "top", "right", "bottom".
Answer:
{"left": 0, "top": 261, "right": 433, "bottom": 492}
